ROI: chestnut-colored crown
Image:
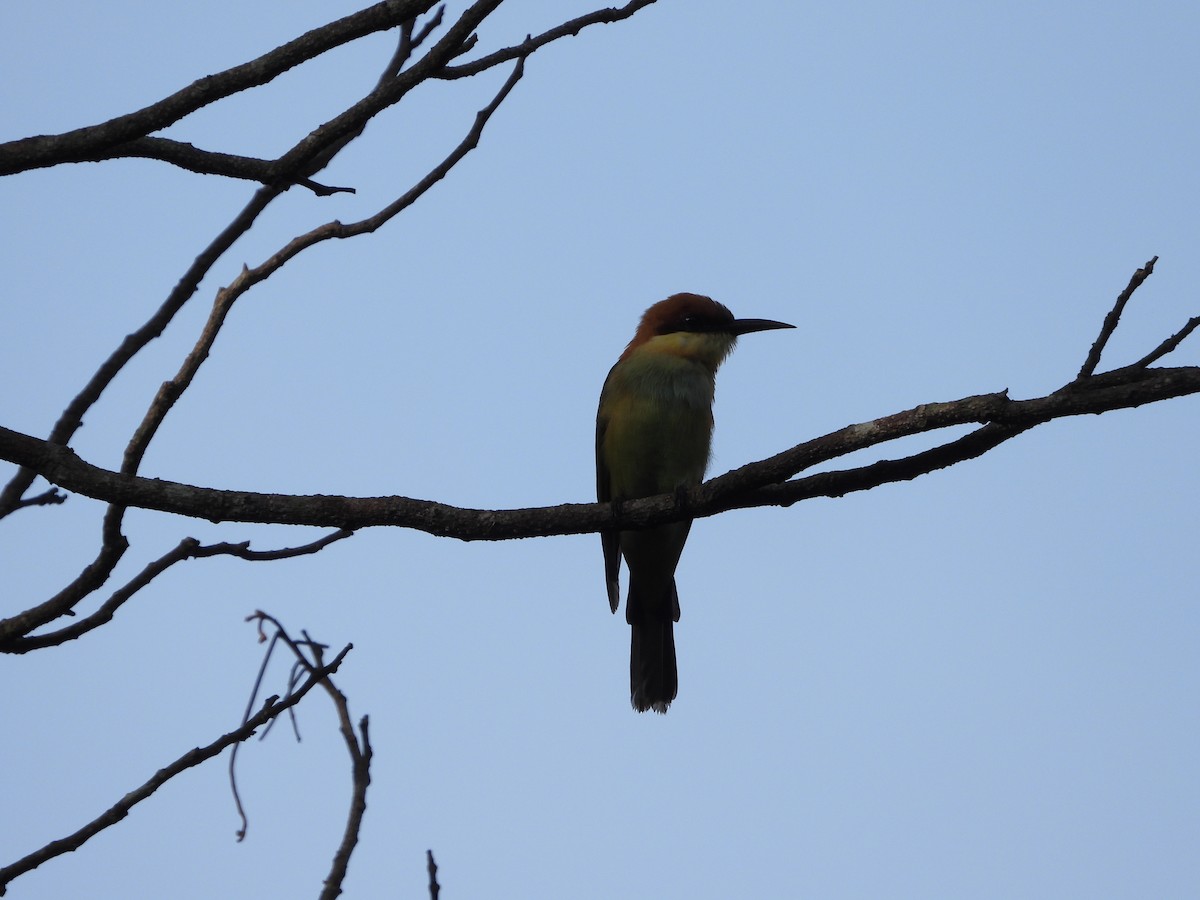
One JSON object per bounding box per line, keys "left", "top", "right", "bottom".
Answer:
{"left": 621, "top": 293, "right": 735, "bottom": 357}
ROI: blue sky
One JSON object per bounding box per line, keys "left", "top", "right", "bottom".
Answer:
{"left": 3, "top": 1, "right": 1199, "bottom": 897}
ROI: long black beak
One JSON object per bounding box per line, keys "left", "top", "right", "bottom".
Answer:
{"left": 730, "top": 317, "right": 795, "bottom": 336}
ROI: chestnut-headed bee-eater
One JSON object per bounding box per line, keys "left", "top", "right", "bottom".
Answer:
{"left": 596, "top": 293, "right": 793, "bottom": 713}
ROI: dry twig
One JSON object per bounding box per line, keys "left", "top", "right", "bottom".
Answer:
{"left": 231, "top": 613, "right": 371, "bottom": 900}
{"left": 0, "top": 643, "right": 351, "bottom": 896}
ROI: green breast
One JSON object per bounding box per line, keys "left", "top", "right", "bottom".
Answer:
{"left": 600, "top": 354, "right": 716, "bottom": 499}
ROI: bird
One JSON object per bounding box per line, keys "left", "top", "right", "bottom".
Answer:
{"left": 595, "top": 293, "right": 793, "bottom": 712}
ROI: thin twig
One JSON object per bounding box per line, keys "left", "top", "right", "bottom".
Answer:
{"left": 10, "top": 487, "right": 66, "bottom": 510}
{"left": 382, "top": 18, "right": 417, "bottom": 82}
{"left": 1078, "top": 256, "right": 1158, "bottom": 379}
{"left": 234, "top": 613, "right": 373, "bottom": 900}
{"left": 1131, "top": 315, "right": 1200, "bottom": 369}
{"left": 411, "top": 6, "right": 447, "bottom": 53}
{"left": 0, "top": 530, "right": 353, "bottom": 651}
{"left": 438, "top": 0, "right": 659, "bottom": 78}
{"left": 319, "top": 698, "right": 373, "bottom": 900}
{"left": 427, "top": 850, "right": 441, "bottom": 900}
{"left": 379, "top": 6, "right": 448, "bottom": 82}
{"left": 229, "top": 629, "right": 284, "bottom": 841}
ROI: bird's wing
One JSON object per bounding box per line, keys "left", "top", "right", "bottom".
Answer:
{"left": 596, "top": 381, "right": 621, "bottom": 614}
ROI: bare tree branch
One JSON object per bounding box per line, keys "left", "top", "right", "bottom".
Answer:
{"left": 1132, "top": 315, "right": 1200, "bottom": 369}
{"left": 382, "top": 4, "right": 446, "bottom": 81}
{"left": 427, "top": 850, "right": 441, "bottom": 900}
{"left": 322, "top": 714, "right": 372, "bottom": 900}
{"left": 10, "top": 487, "right": 66, "bottom": 510}
{"left": 719, "top": 421, "right": 1035, "bottom": 512}
{"left": 0, "top": 0, "right": 653, "bottom": 191}
{"left": 232, "top": 0, "right": 658, "bottom": 189}
{"left": 438, "top": 0, "right": 659, "bottom": 78}
{"left": 0, "top": 530, "right": 353, "bottom": 652}
{"left": 0, "top": 644, "right": 352, "bottom": 897}
{"left": 84, "top": 137, "right": 353, "bottom": 193}
{"left": 263, "top": 0, "right": 505, "bottom": 183}
{"left": 1, "top": 248, "right": 1194, "bottom": 550}
{"left": 1078, "top": 255, "right": 1158, "bottom": 379}
{"left": 316, "top": 666, "right": 372, "bottom": 900}
{"left": 0, "top": 537, "right": 130, "bottom": 649}
{"left": 0, "top": 0, "right": 437, "bottom": 176}
{"left": 229, "top": 614, "right": 372, "bottom": 899}
{"left": 2, "top": 362, "right": 1196, "bottom": 542}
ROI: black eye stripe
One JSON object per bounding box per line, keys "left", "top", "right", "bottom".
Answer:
{"left": 659, "top": 313, "right": 729, "bottom": 335}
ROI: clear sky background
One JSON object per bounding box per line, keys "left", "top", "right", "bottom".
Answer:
{"left": 3, "top": 1, "right": 1199, "bottom": 897}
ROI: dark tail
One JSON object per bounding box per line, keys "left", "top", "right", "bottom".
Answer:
{"left": 628, "top": 579, "right": 680, "bottom": 713}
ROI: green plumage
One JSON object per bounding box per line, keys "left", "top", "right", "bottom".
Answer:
{"left": 596, "top": 293, "right": 792, "bottom": 713}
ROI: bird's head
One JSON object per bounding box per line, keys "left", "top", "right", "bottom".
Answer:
{"left": 620, "top": 293, "right": 794, "bottom": 370}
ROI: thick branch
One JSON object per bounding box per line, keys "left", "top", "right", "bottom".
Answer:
{"left": 85, "top": 137, "right": 285, "bottom": 186}
{"left": 1, "top": 366, "right": 1196, "bottom": 539}
{"left": 9, "top": 0, "right": 653, "bottom": 187}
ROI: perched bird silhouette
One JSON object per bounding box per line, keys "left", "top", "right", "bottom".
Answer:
{"left": 596, "top": 293, "right": 793, "bottom": 712}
